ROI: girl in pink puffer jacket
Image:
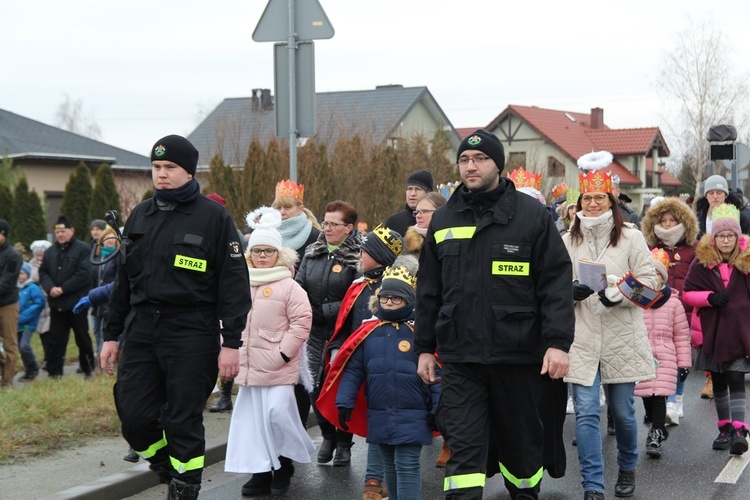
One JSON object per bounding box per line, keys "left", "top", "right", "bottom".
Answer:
{"left": 635, "top": 248, "right": 691, "bottom": 459}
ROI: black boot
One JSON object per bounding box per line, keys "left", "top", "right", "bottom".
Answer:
{"left": 730, "top": 424, "right": 749, "bottom": 456}
{"left": 614, "top": 468, "right": 635, "bottom": 497}
{"left": 584, "top": 492, "right": 604, "bottom": 500}
{"left": 242, "top": 471, "right": 272, "bottom": 496}
{"left": 713, "top": 422, "right": 734, "bottom": 450}
{"left": 149, "top": 459, "right": 172, "bottom": 484}
{"left": 168, "top": 478, "right": 200, "bottom": 500}
{"left": 333, "top": 443, "right": 353, "bottom": 466}
{"left": 123, "top": 448, "right": 140, "bottom": 463}
{"left": 271, "top": 457, "right": 294, "bottom": 496}
{"left": 646, "top": 428, "right": 668, "bottom": 458}
{"left": 209, "top": 380, "right": 233, "bottom": 412}
{"left": 317, "top": 438, "right": 335, "bottom": 463}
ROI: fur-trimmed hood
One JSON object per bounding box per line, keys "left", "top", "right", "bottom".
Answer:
{"left": 246, "top": 246, "right": 298, "bottom": 270}
{"left": 403, "top": 226, "right": 425, "bottom": 256}
{"left": 694, "top": 233, "right": 750, "bottom": 273}
{"left": 642, "top": 198, "right": 699, "bottom": 247}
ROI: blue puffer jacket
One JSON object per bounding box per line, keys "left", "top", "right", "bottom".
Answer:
{"left": 17, "top": 280, "right": 46, "bottom": 332}
{"left": 336, "top": 309, "right": 441, "bottom": 446}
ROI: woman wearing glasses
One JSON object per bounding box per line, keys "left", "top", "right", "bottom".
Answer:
{"left": 295, "top": 200, "right": 362, "bottom": 466}
{"left": 562, "top": 152, "right": 658, "bottom": 500}
{"left": 404, "top": 192, "right": 446, "bottom": 258}
{"left": 683, "top": 204, "right": 750, "bottom": 457}
{"left": 225, "top": 210, "right": 315, "bottom": 497}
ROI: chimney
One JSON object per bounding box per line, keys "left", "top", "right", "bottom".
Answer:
{"left": 251, "top": 88, "right": 273, "bottom": 111}
{"left": 590, "top": 107, "right": 604, "bottom": 129}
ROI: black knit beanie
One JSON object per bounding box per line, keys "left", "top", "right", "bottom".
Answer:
{"left": 406, "top": 170, "right": 434, "bottom": 192}
{"left": 457, "top": 129, "right": 505, "bottom": 172}
{"left": 151, "top": 135, "right": 199, "bottom": 176}
{"left": 0, "top": 219, "right": 9, "bottom": 236}
{"left": 361, "top": 225, "right": 403, "bottom": 266}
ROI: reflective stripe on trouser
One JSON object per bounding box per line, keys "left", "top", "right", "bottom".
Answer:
{"left": 137, "top": 431, "right": 168, "bottom": 459}
{"left": 114, "top": 310, "right": 220, "bottom": 481}
{"left": 439, "top": 363, "right": 544, "bottom": 499}
{"left": 444, "top": 472, "right": 486, "bottom": 492}
{"left": 499, "top": 462, "right": 544, "bottom": 489}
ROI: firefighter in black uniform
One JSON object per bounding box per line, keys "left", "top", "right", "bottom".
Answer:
{"left": 415, "top": 130, "right": 574, "bottom": 500}
{"left": 101, "top": 135, "right": 251, "bottom": 500}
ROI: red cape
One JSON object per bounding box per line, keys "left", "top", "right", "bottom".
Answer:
{"left": 316, "top": 318, "right": 388, "bottom": 437}
{"left": 325, "top": 280, "right": 369, "bottom": 367}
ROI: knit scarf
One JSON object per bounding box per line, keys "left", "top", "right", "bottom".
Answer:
{"left": 576, "top": 209, "right": 613, "bottom": 229}
{"left": 248, "top": 265, "right": 292, "bottom": 287}
{"left": 413, "top": 225, "right": 428, "bottom": 236}
{"left": 654, "top": 223, "right": 686, "bottom": 248}
{"left": 278, "top": 213, "right": 313, "bottom": 250}
{"left": 377, "top": 302, "right": 415, "bottom": 322}
{"left": 154, "top": 179, "right": 201, "bottom": 205}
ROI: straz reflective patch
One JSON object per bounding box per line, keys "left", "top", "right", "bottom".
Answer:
{"left": 174, "top": 254, "right": 207, "bottom": 272}
{"left": 492, "top": 261, "right": 529, "bottom": 276}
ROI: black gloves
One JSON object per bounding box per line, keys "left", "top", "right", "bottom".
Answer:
{"left": 679, "top": 368, "right": 690, "bottom": 382}
{"left": 573, "top": 281, "right": 595, "bottom": 301}
{"left": 338, "top": 407, "right": 352, "bottom": 431}
{"left": 708, "top": 293, "right": 729, "bottom": 308}
{"left": 598, "top": 290, "right": 619, "bottom": 307}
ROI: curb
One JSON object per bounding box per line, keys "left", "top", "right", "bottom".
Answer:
{"left": 42, "top": 436, "right": 228, "bottom": 500}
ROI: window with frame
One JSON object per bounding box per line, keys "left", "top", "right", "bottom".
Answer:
{"left": 547, "top": 156, "right": 565, "bottom": 177}
{"left": 507, "top": 152, "right": 526, "bottom": 169}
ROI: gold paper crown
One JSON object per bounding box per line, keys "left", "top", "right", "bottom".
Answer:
{"left": 551, "top": 182, "right": 569, "bottom": 199}
{"left": 578, "top": 170, "right": 612, "bottom": 194}
{"left": 712, "top": 203, "right": 740, "bottom": 223}
{"left": 372, "top": 224, "right": 403, "bottom": 255}
{"left": 382, "top": 264, "right": 417, "bottom": 291}
{"left": 508, "top": 168, "right": 542, "bottom": 190}
{"left": 650, "top": 248, "right": 670, "bottom": 270}
{"left": 275, "top": 180, "right": 304, "bottom": 202}
{"left": 566, "top": 188, "right": 580, "bottom": 205}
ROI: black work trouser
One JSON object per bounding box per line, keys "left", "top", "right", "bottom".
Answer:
{"left": 114, "top": 310, "right": 219, "bottom": 484}
{"left": 46, "top": 308, "right": 94, "bottom": 377}
{"left": 438, "top": 363, "right": 543, "bottom": 500}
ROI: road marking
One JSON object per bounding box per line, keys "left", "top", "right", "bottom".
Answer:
{"left": 715, "top": 454, "right": 750, "bottom": 484}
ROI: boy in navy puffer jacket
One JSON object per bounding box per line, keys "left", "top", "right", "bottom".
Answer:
{"left": 334, "top": 255, "right": 440, "bottom": 500}
{"left": 17, "top": 262, "right": 45, "bottom": 380}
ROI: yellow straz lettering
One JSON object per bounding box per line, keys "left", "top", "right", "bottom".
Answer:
{"left": 174, "top": 255, "right": 207, "bottom": 272}
{"left": 492, "top": 261, "right": 529, "bottom": 276}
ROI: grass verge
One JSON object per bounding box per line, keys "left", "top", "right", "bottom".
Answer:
{"left": 0, "top": 373, "right": 120, "bottom": 464}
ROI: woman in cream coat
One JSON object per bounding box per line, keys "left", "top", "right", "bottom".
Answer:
{"left": 562, "top": 153, "right": 657, "bottom": 500}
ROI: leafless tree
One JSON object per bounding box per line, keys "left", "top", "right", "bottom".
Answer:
{"left": 55, "top": 93, "right": 102, "bottom": 140}
{"left": 657, "top": 16, "right": 749, "bottom": 196}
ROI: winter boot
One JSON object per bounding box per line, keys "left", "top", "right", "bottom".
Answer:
{"left": 730, "top": 422, "right": 749, "bottom": 456}
{"left": 713, "top": 420, "right": 734, "bottom": 450}
{"left": 317, "top": 438, "right": 335, "bottom": 463}
{"left": 614, "top": 468, "right": 635, "bottom": 497}
{"left": 271, "top": 456, "right": 294, "bottom": 496}
{"left": 675, "top": 394, "right": 685, "bottom": 418}
{"left": 646, "top": 427, "right": 668, "bottom": 458}
{"left": 666, "top": 402, "right": 680, "bottom": 426}
{"left": 435, "top": 440, "right": 451, "bottom": 468}
{"left": 242, "top": 471, "right": 272, "bottom": 496}
{"left": 168, "top": 479, "right": 200, "bottom": 500}
{"left": 362, "top": 478, "right": 383, "bottom": 500}
{"left": 584, "top": 492, "right": 604, "bottom": 500}
{"left": 149, "top": 459, "right": 172, "bottom": 484}
{"left": 700, "top": 374, "right": 713, "bottom": 399}
{"left": 123, "top": 448, "right": 139, "bottom": 463}
{"left": 333, "top": 442, "right": 353, "bottom": 466}
{"left": 209, "top": 380, "right": 233, "bottom": 412}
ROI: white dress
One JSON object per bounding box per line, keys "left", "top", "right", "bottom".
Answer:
{"left": 224, "top": 384, "right": 315, "bottom": 473}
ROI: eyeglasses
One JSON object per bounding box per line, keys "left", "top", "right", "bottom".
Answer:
{"left": 457, "top": 155, "right": 491, "bottom": 166}
{"left": 715, "top": 233, "right": 737, "bottom": 241}
{"left": 250, "top": 248, "right": 278, "bottom": 256}
{"left": 413, "top": 209, "right": 435, "bottom": 217}
{"left": 322, "top": 221, "right": 349, "bottom": 229}
{"left": 581, "top": 195, "right": 608, "bottom": 205}
{"left": 378, "top": 295, "right": 404, "bottom": 305}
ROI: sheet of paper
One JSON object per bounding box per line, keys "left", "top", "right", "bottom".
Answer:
{"left": 578, "top": 259, "right": 607, "bottom": 291}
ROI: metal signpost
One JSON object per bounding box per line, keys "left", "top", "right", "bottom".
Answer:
{"left": 253, "top": 0, "right": 334, "bottom": 182}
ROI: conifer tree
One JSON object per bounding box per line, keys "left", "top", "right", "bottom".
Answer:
{"left": 60, "top": 162, "right": 93, "bottom": 239}
{"left": 88, "top": 164, "right": 121, "bottom": 223}
{"left": 0, "top": 184, "right": 12, "bottom": 225}
{"left": 11, "top": 176, "right": 46, "bottom": 248}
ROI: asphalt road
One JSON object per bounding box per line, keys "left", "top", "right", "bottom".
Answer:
{"left": 128, "top": 374, "right": 750, "bottom": 499}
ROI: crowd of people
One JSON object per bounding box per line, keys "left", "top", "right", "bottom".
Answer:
{"left": 2, "top": 130, "right": 750, "bottom": 500}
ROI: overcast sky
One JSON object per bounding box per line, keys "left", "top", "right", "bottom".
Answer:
{"left": 3, "top": 0, "right": 748, "bottom": 157}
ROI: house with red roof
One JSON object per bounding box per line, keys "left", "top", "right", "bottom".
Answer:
{"left": 481, "top": 105, "right": 679, "bottom": 212}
